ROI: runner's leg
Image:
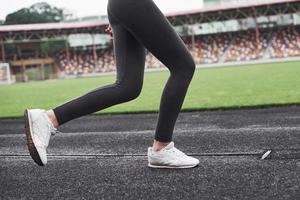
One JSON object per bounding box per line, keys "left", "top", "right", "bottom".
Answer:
{"left": 108, "top": 0, "right": 196, "bottom": 142}
{"left": 52, "top": 10, "right": 146, "bottom": 125}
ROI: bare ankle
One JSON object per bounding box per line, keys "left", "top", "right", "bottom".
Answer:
{"left": 46, "top": 110, "right": 59, "bottom": 128}
{"left": 152, "top": 139, "right": 171, "bottom": 152}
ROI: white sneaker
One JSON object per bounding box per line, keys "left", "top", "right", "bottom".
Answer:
{"left": 24, "top": 109, "right": 59, "bottom": 166}
{"left": 147, "top": 142, "right": 199, "bottom": 169}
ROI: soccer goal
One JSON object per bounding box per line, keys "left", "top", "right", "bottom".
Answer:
{"left": 0, "top": 63, "right": 12, "bottom": 85}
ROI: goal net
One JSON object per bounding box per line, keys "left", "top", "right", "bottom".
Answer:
{"left": 0, "top": 63, "right": 12, "bottom": 84}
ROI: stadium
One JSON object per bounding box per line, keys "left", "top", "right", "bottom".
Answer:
{"left": 0, "top": 0, "right": 299, "bottom": 82}
{"left": 1, "top": 0, "right": 300, "bottom": 199}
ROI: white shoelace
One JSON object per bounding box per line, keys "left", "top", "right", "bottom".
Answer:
{"left": 43, "top": 112, "right": 62, "bottom": 136}
{"left": 48, "top": 124, "right": 61, "bottom": 136}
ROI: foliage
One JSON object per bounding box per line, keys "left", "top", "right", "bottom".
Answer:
{"left": 4, "top": 2, "right": 65, "bottom": 25}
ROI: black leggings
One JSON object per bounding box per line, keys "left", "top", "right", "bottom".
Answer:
{"left": 53, "top": 0, "right": 196, "bottom": 142}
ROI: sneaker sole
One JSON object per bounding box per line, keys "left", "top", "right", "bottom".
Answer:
{"left": 24, "top": 109, "right": 44, "bottom": 166}
{"left": 148, "top": 163, "right": 199, "bottom": 169}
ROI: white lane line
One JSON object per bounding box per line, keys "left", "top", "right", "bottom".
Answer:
{"left": 0, "top": 152, "right": 263, "bottom": 158}
{"left": 1, "top": 126, "right": 300, "bottom": 137}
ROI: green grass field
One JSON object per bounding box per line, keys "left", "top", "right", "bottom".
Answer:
{"left": 1, "top": 61, "right": 300, "bottom": 118}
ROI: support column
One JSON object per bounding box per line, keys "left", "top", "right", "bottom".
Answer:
{"left": 291, "top": 13, "right": 295, "bottom": 25}
{"left": 22, "top": 63, "right": 26, "bottom": 82}
{"left": 65, "top": 35, "right": 70, "bottom": 62}
{"left": 1, "top": 39, "right": 5, "bottom": 62}
{"left": 40, "top": 63, "right": 45, "bottom": 80}
{"left": 17, "top": 45, "right": 21, "bottom": 58}
{"left": 253, "top": 9, "right": 260, "bottom": 47}
{"left": 92, "top": 34, "right": 98, "bottom": 70}
{"left": 191, "top": 26, "right": 195, "bottom": 51}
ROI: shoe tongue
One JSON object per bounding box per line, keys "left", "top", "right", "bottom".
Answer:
{"left": 163, "top": 141, "right": 174, "bottom": 150}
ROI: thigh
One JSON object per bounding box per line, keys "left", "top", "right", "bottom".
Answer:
{"left": 108, "top": 0, "right": 193, "bottom": 72}
{"left": 107, "top": 8, "right": 146, "bottom": 84}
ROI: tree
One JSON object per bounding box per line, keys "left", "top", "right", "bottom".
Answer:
{"left": 4, "top": 2, "right": 65, "bottom": 25}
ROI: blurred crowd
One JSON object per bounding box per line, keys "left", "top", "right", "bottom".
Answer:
{"left": 56, "top": 48, "right": 115, "bottom": 75}
{"left": 191, "top": 26, "right": 300, "bottom": 64}
{"left": 56, "top": 26, "right": 300, "bottom": 75}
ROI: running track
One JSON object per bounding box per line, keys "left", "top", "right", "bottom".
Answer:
{"left": 0, "top": 106, "right": 299, "bottom": 199}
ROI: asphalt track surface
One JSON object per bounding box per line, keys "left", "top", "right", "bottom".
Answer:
{"left": 0, "top": 106, "right": 299, "bottom": 200}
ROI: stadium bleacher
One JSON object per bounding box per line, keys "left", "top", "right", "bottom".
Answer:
{"left": 54, "top": 26, "right": 300, "bottom": 75}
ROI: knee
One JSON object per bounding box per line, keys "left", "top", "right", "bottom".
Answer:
{"left": 115, "top": 79, "right": 143, "bottom": 101}
{"left": 173, "top": 56, "right": 196, "bottom": 80}
{"left": 126, "top": 84, "right": 143, "bottom": 101}
{"left": 185, "top": 58, "right": 196, "bottom": 79}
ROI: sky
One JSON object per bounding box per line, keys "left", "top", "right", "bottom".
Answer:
{"left": 0, "top": 0, "right": 203, "bottom": 21}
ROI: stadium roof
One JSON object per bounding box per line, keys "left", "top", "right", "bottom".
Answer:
{"left": 0, "top": 20, "right": 108, "bottom": 33}
{"left": 166, "top": 0, "right": 299, "bottom": 17}
{"left": 167, "top": 0, "right": 300, "bottom": 25}
{"left": 0, "top": 0, "right": 299, "bottom": 41}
